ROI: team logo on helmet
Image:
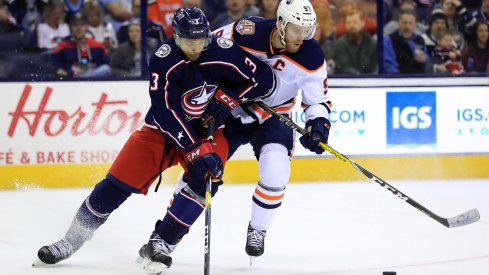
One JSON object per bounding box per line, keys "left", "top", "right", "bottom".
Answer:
{"left": 155, "top": 44, "right": 171, "bottom": 58}
{"left": 217, "top": 37, "right": 233, "bottom": 48}
{"left": 181, "top": 82, "right": 218, "bottom": 116}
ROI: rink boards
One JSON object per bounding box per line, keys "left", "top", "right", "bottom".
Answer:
{"left": 1, "top": 79, "right": 488, "bottom": 189}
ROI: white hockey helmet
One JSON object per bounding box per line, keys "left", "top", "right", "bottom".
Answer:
{"left": 276, "top": 0, "right": 316, "bottom": 45}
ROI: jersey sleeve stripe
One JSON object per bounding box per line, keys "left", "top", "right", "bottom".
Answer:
{"left": 152, "top": 116, "right": 186, "bottom": 149}
{"left": 280, "top": 56, "right": 326, "bottom": 73}
{"left": 200, "top": 61, "right": 251, "bottom": 79}
{"left": 163, "top": 60, "right": 196, "bottom": 146}
{"left": 250, "top": 99, "right": 295, "bottom": 121}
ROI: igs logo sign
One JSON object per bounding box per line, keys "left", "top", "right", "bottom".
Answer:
{"left": 386, "top": 92, "right": 436, "bottom": 146}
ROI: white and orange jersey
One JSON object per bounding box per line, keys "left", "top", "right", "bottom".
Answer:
{"left": 214, "top": 16, "right": 331, "bottom": 124}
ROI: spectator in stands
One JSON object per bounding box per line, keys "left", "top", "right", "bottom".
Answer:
{"left": 413, "top": 0, "right": 436, "bottom": 27}
{"left": 312, "top": 0, "right": 335, "bottom": 71}
{"left": 432, "top": 28, "right": 464, "bottom": 74}
{"left": 258, "top": 0, "right": 279, "bottom": 19}
{"left": 184, "top": 0, "right": 202, "bottom": 8}
{"left": 384, "top": 0, "right": 428, "bottom": 35}
{"left": 210, "top": 0, "right": 246, "bottom": 30}
{"left": 37, "top": 0, "right": 70, "bottom": 51}
{"left": 437, "top": 0, "right": 466, "bottom": 48}
{"left": 244, "top": 0, "right": 259, "bottom": 17}
{"left": 65, "top": 0, "right": 85, "bottom": 18}
{"left": 18, "top": 0, "right": 43, "bottom": 34}
{"left": 117, "top": 17, "right": 165, "bottom": 53}
{"left": 0, "top": 0, "right": 19, "bottom": 33}
{"left": 452, "top": 0, "right": 487, "bottom": 42}
{"left": 83, "top": 1, "right": 118, "bottom": 53}
{"left": 98, "top": 0, "right": 136, "bottom": 32}
{"left": 313, "top": 0, "right": 335, "bottom": 42}
{"left": 383, "top": 9, "right": 430, "bottom": 73}
{"left": 334, "top": 9, "right": 377, "bottom": 74}
{"left": 148, "top": 0, "right": 184, "bottom": 38}
{"left": 52, "top": 12, "right": 111, "bottom": 78}
{"left": 110, "top": 19, "right": 146, "bottom": 76}
{"left": 483, "top": 0, "right": 489, "bottom": 19}
{"left": 421, "top": 9, "right": 449, "bottom": 56}
{"left": 313, "top": 23, "right": 336, "bottom": 72}
{"left": 462, "top": 21, "right": 489, "bottom": 73}
{"left": 119, "top": 0, "right": 164, "bottom": 47}
{"left": 205, "top": 0, "right": 226, "bottom": 22}
{"left": 335, "top": 0, "right": 377, "bottom": 38}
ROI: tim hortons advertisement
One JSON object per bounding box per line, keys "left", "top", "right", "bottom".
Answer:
{"left": 0, "top": 82, "right": 148, "bottom": 166}
{"left": 1, "top": 82, "right": 488, "bottom": 167}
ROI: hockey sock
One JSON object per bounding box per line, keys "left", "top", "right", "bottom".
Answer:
{"left": 156, "top": 187, "right": 204, "bottom": 245}
{"left": 251, "top": 181, "right": 285, "bottom": 231}
{"left": 66, "top": 178, "right": 132, "bottom": 244}
{"left": 251, "top": 143, "right": 289, "bottom": 231}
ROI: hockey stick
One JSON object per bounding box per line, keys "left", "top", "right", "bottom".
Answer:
{"left": 255, "top": 101, "right": 480, "bottom": 228}
{"left": 204, "top": 119, "right": 215, "bottom": 275}
{"left": 204, "top": 176, "right": 212, "bottom": 275}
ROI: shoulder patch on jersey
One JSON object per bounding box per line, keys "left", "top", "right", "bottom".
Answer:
{"left": 217, "top": 37, "right": 233, "bottom": 48}
{"left": 235, "top": 19, "right": 256, "bottom": 35}
{"left": 155, "top": 44, "right": 171, "bottom": 58}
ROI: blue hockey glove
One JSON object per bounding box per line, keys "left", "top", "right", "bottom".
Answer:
{"left": 185, "top": 140, "right": 223, "bottom": 186}
{"left": 299, "top": 117, "right": 331, "bottom": 155}
{"left": 200, "top": 88, "right": 239, "bottom": 136}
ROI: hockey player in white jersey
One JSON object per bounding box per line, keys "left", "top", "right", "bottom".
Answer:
{"left": 172, "top": 0, "right": 333, "bottom": 265}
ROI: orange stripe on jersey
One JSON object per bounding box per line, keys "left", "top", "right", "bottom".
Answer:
{"left": 280, "top": 55, "right": 326, "bottom": 73}
{"left": 255, "top": 188, "right": 284, "bottom": 201}
{"left": 250, "top": 102, "right": 294, "bottom": 120}
{"left": 269, "top": 28, "right": 276, "bottom": 55}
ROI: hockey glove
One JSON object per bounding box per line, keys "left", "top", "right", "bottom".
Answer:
{"left": 200, "top": 88, "right": 239, "bottom": 136}
{"left": 299, "top": 117, "right": 331, "bottom": 155}
{"left": 185, "top": 140, "right": 224, "bottom": 186}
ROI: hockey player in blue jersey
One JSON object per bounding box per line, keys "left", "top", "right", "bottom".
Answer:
{"left": 171, "top": 0, "right": 333, "bottom": 265}
{"left": 33, "top": 7, "right": 275, "bottom": 268}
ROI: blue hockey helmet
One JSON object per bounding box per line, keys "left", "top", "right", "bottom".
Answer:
{"left": 172, "top": 7, "right": 211, "bottom": 50}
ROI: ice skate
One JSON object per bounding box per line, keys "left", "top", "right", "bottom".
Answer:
{"left": 33, "top": 239, "right": 81, "bottom": 266}
{"left": 245, "top": 223, "right": 266, "bottom": 266}
{"left": 138, "top": 231, "right": 175, "bottom": 274}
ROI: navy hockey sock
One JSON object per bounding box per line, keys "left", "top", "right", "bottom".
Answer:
{"left": 75, "top": 178, "right": 132, "bottom": 230}
{"left": 156, "top": 188, "right": 205, "bottom": 244}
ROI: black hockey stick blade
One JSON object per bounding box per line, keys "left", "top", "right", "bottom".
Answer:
{"left": 255, "top": 101, "right": 481, "bottom": 228}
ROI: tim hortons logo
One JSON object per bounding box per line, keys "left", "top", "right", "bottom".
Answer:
{"left": 7, "top": 84, "right": 144, "bottom": 137}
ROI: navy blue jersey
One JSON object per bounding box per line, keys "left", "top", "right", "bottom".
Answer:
{"left": 144, "top": 36, "right": 276, "bottom": 150}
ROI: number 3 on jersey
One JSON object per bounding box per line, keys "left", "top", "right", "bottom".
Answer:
{"left": 244, "top": 57, "right": 256, "bottom": 73}
{"left": 150, "top": 73, "right": 159, "bottom": 91}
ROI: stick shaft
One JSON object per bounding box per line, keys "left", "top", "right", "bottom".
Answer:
{"left": 255, "top": 101, "right": 479, "bottom": 228}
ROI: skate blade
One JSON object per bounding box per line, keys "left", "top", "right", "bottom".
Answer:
{"left": 32, "top": 256, "right": 49, "bottom": 267}
{"left": 142, "top": 258, "right": 168, "bottom": 274}
{"left": 249, "top": 256, "right": 256, "bottom": 266}
{"left": 135, "top": 256, "right": 144, "bottom": 264}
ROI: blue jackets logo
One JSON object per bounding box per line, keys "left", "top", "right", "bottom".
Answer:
{"left": 386, "top": 92, "right": 436, "bottom": 146}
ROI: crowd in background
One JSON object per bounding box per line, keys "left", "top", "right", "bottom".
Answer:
{"left": 0, "top": 0, "right": 487, "bottom": 78}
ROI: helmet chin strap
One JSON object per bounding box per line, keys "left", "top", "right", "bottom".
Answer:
{"left": 276, "top": 20, "right": 316, "bottom": 49}
{"left": 278, "top": 21, "right": 287, "bottom": 48}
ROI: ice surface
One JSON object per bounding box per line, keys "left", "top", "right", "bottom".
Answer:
{"left": 1, "top": 179, "right": 488, "bottom": 275}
